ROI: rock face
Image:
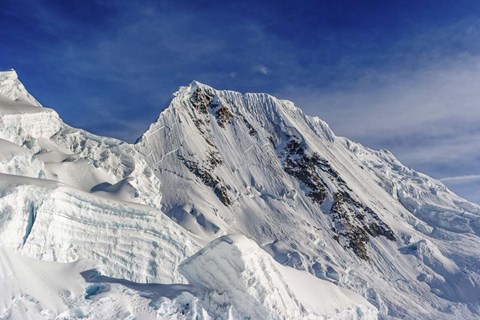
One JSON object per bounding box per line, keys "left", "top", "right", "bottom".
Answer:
{"left": 136, "top": 81, "right": 480, "bottom": 319}
{"left": 0, "top": 72, "right": 479, "bottom": 319}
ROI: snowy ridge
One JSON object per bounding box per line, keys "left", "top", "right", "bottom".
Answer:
{"left": 180, "top": 235, "right": 377, "bottom": 320}
{"left": 0, "top": 74, "right": 479, "bottom": 319}
{"left": 347, "top": 141, "right": 480, "bottom": 235}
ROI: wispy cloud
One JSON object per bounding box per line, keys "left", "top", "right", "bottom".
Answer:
{"left": 441, "top": 175, "right": 480, "bottom": 183}
{"left": 257, "top": 65, "right": 271, "bottom": 75}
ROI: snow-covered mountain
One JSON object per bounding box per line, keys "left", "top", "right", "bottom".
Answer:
{"left": 0, "top": 70, "right": 479, "bottom": 319}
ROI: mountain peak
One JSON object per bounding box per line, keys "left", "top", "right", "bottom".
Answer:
{"left": 0, "top": 69, "right": 18, "bottom": 80}
{"left": 0, "top": 69, "right": 41, "bottom": 107}
{"left": 172, "top": 80, "right": 213, "bottom": 98}
{"left": 189, "top": 80, "right": 209, "bottom": 88}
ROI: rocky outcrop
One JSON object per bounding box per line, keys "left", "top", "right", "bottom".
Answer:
{"left": 284, "top": 139, "right": 327, "bottom": 204}
{"left": 283, "top": 138, "right": 395, "bottom": 260}
{"left": 179, "top": 155, "right": 232, "bottom": 206}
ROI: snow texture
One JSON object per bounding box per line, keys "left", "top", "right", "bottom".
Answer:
{"left": 0, "top": 70, "right": 479, "bottom": 319}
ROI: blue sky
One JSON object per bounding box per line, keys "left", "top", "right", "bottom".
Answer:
{"left": 1, "top": 0, "right": 479, "bottom": 203}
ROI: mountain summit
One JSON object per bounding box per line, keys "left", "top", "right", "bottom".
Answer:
{"left": 0, "top": 72, "right": 479, "bottom": 319}
{"left": 0, "top": 70, "right": 41, "bottom": 107}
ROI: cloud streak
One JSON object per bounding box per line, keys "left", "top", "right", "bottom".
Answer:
{"left": 441, "top": 175, "right": 480, "bottom": 183}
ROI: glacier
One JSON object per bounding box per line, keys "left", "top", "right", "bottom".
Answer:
{"left": 0, "top": 70, "right": 479, "bottom": 319}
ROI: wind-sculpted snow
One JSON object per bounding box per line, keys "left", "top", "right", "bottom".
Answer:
{"left": 0, "top": 173, "right": 199, "bottom": 284}
{"left": 346, "top": 141, "right": 480, "bottom": 237}
{"left": 0, "top": 139, "right": 44, "bottom": 178}
{"left": 180, "top": 235, "right": 378, "bottom": 320}
{"left": 0, "top": 245, "right": 206, "bottom": 319}
{"left": 0, "top": 97, "right": 62, "bottom": 146}
{"left": 48, "top": 126, "right": 164, "bottom": 210}
{"left": 0, "top": 236, "right": 375, "bottom": 320}
{"left": 0, "top": 72, "right": 162, "bottom": 211}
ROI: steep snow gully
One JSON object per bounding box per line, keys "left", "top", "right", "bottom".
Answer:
{"left": 0, "top": 70, "right": 479, "bottom": 319}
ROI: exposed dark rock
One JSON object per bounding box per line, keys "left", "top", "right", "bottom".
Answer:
{"left": 284, "top": 140, "right": 327, "bottom": 204}
{"left": 215, "top": 106, "right": 233, "bottom": 128}
{"left": 366, "top": 221, "right": 396, "bottom": 241}
{"left": 268, "top": 136, "right": 276, "bottom": 147}
{"left": 206, "top": 150, "right": 223, "bottom": 169}
{"left": 193, "top": 119, "right": 206, "bottom": 135}
{"left": 190, "top": 88, "right": 212, "bottom": 114}
{"left": 330, "top": 192, "right": 370, "bottom": 260}
{"left": 330, "top": 191, "right": 396, "bottom": 260}
{"left": 179, "top": 155, "right": 232, "bottom": 206}
{"left": 243, "top": 117, "right": 257, "bottom": 136}
{"left": 282, "top": 138, "right": 395, "bottom": 260}
{"left": 189, "top": 87, "right": 233, "bottom": 129}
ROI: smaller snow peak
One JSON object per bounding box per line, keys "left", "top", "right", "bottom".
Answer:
{"left": 180, "top": 234, "right": 377, "bottom": 319}
{"left": 0, "top": 69, "right": 19, "bottom": 80}
{"left": 0, "top": 69, "right": 42, "bottom": 107}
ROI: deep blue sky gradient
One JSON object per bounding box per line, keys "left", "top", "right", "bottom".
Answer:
{"left": 1, "top": 0, "right": 479, "bottom": 203}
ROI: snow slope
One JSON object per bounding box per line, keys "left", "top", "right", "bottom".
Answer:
{"left": 180, "top": 235, "right": 377, "bottom": 320}
{"left": 1, "top": 235, "right": 375, "bottom": 320}
{"left": 0, "top": 244, "right": 201, "bottom": 320}
{"left": 0, "top": 70, "right": 479, "bottom": 319}
{"left": 0, "top": 71, "right": 199, "bottom": 285}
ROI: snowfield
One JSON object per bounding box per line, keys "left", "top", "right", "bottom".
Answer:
{"left": 0, "top": 70, "right": 479, "bottom": 319}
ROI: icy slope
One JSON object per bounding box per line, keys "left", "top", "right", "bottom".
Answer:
{"left": 180, "top": 235, "right": 378, "bottom": 320}
{"left": 0, "top": 244, "right": 200, "bottom": 319}
{"left": 0, "top": 71, "right": 200, "bottom": 285}
{"left": 0, "top": 173, "right": 199, "bottom": 284}
{"left": 1, "top": 236, "right": 374, "bottom": 320}
{"left": 347, "top": 142, "right": 480, "bottom": 235}
{"left": 0, "top": 244, "right": 94, "bottom": 319}
{"left": 137, "top": 81, "right": 480, "bottom": 319}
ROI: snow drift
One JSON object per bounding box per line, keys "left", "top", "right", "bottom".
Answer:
{"left": 180, "top": 235, "right": 377, "bottom": 320}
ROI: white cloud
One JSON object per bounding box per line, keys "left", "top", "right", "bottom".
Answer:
{"left": 441, "top": 175, "right": 480, "bottom": 183}
{"left": 257, "top": 65, "right": 271, "bottom": 75}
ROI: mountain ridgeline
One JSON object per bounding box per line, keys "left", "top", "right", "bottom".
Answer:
{"left": 136, "top": 82, "right": 480, "bottom": 319}
{"left": 0, "top": 71, "right": 479, "bottom": 319}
